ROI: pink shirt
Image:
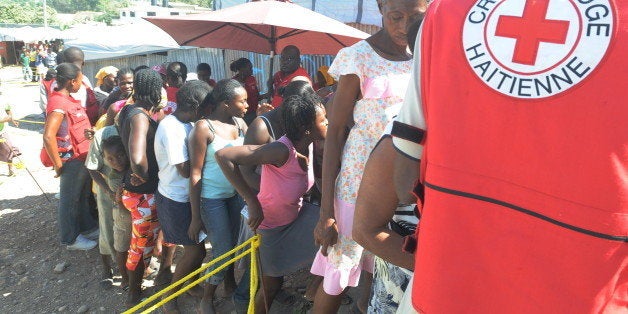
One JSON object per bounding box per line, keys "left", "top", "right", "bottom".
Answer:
{"left": 257, "top": 136, "right": 314, "bottom": 229}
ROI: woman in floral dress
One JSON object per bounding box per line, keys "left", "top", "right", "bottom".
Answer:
{"left": 311, "top": 0, "right": 425, "bottom": 312}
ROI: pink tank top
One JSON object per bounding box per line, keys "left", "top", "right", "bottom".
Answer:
{"left": 257, "top": 136, "right": 314, "bottom": 229}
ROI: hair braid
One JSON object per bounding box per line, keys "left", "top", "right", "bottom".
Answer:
{"left": 177, "top": 80, "right": 212, "bottom": 113}
{"left": 282, "top": 93, "right": 322, "bottom": 142}
{"left": 133, "top": 69, "right": 163, "bottom": 110}
{"left": 202, "top": 79, "right": 243, "bottom": 111}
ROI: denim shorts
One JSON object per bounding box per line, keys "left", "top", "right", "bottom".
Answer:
{"left": 155, "top": 191, "right": 195, "bottom": 246}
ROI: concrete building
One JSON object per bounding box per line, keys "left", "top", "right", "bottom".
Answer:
{"left": 118, "top": 0, "right": 211, "bottom": 23}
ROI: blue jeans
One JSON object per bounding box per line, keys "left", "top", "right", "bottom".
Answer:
{"left": 58, "top": 159, "right": 97, "bottom": 245}
{"left": 200, "top": 195, "right": 249, "bottom": 303}
{"left": 22, "top": 65, "right": 32, "bottom": 81}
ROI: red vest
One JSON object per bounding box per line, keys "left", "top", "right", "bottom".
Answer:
{"left": 413, "top": 1, "right": 627, "bottom": 312}
{"left": 46, "top": 92, "right": 91, "bottom": 161}
{"left": 271, "top": 67, "right": 311, "bottom": 107}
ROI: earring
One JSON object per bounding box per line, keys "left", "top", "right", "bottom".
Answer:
{"left": 305, "top": 130, "right": 311, "bottom": 135}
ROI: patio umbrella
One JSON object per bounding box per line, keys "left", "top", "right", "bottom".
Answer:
{"left": 144, "top": 1, "right": 369, "bottom": 76}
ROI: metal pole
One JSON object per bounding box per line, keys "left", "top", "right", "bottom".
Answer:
{"left": 268, "top": 26, "right": 276, "bottom": 94}
{"left": 43, "top": 0, "right": 48, "bottom": 31}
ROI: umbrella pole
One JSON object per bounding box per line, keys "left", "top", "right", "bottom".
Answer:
{"left": 268, "top": 27, "right": 277, "bottom": 96}
{"left": 268, "top": 50, "right": 275, "bottom": 91}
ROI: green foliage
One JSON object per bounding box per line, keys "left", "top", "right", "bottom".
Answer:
{"left": 48, "top": 0, "right": 100, "bottom": 13}
{"left": 0, "top": 1, "right": 59, "bottom": 25}
{"left": 176, "top": 0, "right": 213, "bottom": 8}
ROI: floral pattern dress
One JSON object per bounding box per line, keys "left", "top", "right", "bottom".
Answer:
{"left": 310, "top": 40, "right": 412, "bottom": 295}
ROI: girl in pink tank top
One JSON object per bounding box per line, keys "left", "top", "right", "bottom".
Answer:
{"left": 216, "top": 94, "right": 327, "bottom": 311}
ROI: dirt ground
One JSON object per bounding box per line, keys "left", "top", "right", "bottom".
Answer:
{"left": 0, "top": 66, "right": 362, "bottom": 313}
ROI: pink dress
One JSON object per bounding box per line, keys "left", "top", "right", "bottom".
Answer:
{"left": 310, "top": 40, "right": 412, "bottom": 295}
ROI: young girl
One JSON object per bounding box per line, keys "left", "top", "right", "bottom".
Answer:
{"left": 43, "top": 62, "right": 98, "bottom": 251}
{"left": 188, "top": 79, "right": 248, "bottom": 314}
{"left": 154, "top": 81, "right": 211, "bottom": 312}
{"left": 230, "top": 58, "right": 259, "bottom": 124}
{"left": 216, "top": 94, "right": 328, "bottom": 312}
{"left": 103, "top": 68, "right": 134, "bottom": 124}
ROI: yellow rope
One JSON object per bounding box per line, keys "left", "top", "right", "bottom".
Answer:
{"left": 15, "top": 119, "right": 45, "bottom": 124}
{"left": 123, "top": 234, "right": 261, "bottom": 314}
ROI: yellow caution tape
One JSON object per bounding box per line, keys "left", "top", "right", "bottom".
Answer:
{"left": 16, "top": 119, "right": 46, "bottom": 125}
{"left": 123, "top": 234, "right": 261, "bottom": 314}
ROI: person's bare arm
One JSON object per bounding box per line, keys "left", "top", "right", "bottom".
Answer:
{"left": 175, "top": 161, "right": 190, "bottom": 179}
{"left": 354, "top": 137, "right": 414, "bottom": 270}
{"left": 240, "top": 116, "right": 271, "bottom": 192}
{"left": 105, "top": 105, "right": 117, "bottom": 126}
{"left": 315, "top": 73, "right": 360, "bottom": 256}
{"left": 89, "top": 169, "right": 115, "bottom": 197}
{"left": 43, "top": 111, "right": 64, "bottom": 177}
{"left": 215, "top": 142, "right": 289, "bottom": 231}
{"left": 395, "top": 153, "right": 420, "bottom": 204}
{"left": 128, "top": 114, "right": 150, "bottom": 181}
{"left": 188, "top": 120, "right": 211, "bottom": 242}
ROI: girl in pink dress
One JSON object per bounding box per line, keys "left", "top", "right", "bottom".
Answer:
{"left": 216, "top": 94, "right": 327, "bottom": 312}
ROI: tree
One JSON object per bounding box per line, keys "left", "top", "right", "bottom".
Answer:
{"left": 0, "top": 1, "right": 59, "bottom": 25}
{"left": 47, "top": 0, "right": 100, "bottom": 13}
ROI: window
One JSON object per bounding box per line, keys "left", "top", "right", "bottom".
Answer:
{"left": 130, "top": 11, "right": 136, "bottom": 17}
{"left": 122, "top": 12, "right": 126, "bottom": 17}
{"left": 170, "top": 12, "right": 179, "bottom": 15}
{"left": 147, "top": 12, "right": 156, "bottom": 16}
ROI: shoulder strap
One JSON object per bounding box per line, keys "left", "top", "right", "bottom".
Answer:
{"left": 205, "top": 119, "right": 216, "bottom": 135}
{"left": 232, "top": 117, "right": 245, "bottom": 136}
{"left": 259, "top": 115, "right": 276, "bottom": 140}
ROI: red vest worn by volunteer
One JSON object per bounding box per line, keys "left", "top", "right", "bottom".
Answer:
{"left": 45, "top": 91, "right": 92, "bottom": 162}
{"left": 46, "top": 78, "right": 100, "bottom": 126}
{"left": 271, "top": 67, "right": 310, "bottom": 107}
{"left": 413, "top": 0, "right": 626, "bottom": 313}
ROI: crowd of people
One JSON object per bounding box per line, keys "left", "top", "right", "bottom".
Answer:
{"left": 19, "top": 39, "right": 63, "bottom": 83}
{"left": 34, "top": 0, "right": 627, "bottom": 313}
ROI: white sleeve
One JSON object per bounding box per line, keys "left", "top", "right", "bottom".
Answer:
{"left": 392, "top": 24, "right": 427, "bottom": 161}
{"left": 163, "top": 122, "right": 189, "bottom": 166}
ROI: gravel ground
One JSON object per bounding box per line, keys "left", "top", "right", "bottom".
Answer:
{"left": 0, "top": 66, "right": 363, "bottom": 313}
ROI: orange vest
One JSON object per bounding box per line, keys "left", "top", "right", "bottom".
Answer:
{"left": 413, "top": 0, "right": 627, "bottom": 312}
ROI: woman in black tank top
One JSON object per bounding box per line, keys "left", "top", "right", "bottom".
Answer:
{"left": 114, "top": 69, "right": 162, "bottom": 307}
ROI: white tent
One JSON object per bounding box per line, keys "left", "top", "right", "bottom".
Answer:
{"left": 0, "top": 26, "right": 63, "bottom": 43}
{"left": 62, "top": 20, "right": 179, "bottom": 61}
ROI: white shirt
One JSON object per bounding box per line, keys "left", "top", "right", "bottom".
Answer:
{"left": 155, "top": 114, "right": 193, "bottom": 202}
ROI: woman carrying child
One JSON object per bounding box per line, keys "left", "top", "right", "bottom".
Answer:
{"left": 216, "top": 94, "right": 328, "bottom": 312}
{"left": 188, "top": 79, "right": 249, "bottom": 314}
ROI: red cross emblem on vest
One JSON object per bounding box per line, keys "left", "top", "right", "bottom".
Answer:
{"left": 461, "top": 0, "right": 614, "bottom": 99}
{"left": 495, "top": 0, "right": 570, "bottom": 66}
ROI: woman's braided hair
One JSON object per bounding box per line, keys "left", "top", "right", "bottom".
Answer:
{"left": 202, "top": 78, "right": 243, "bottom": 112}
{"left": 116, "top": 67, "right": 133, "bottom": 81}
{"left": 176, "top": 80, "right": 212, "bottom": 113}
{"left": 282, "top": 93, "right": 323, "bottom": 142}
{"left": 132, "top": 69, "right": 162, "bottom": 110}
